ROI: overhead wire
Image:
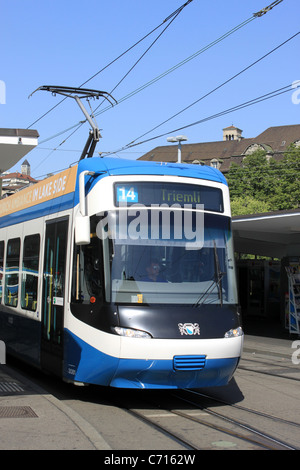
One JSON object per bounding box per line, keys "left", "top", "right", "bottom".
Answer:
{"left": 31, "top": 2, "right": 193, "bottom": 173}
{"left": 93, "top": 16, "right": 257, "bottom": 118}
{"left": 33, "top": 122, "right": 84, "bottom": 174}
{"left": 124, "top": 31, "right": 300, "bottom": 146}
{"left": 91, "top": 4, "right": 188, "bottom": 115}
{"left": 85, "top": 1, "right": 286, "bottom": 121}
{"left": 27, "top": 0, "right": 193, "bottom": 129}
{"left": 104, "top": 83, "right": 297, "bottom": 154}
{"left": 30, "top": 0, "right": 288, "bottom": 173}
{"left": 36, "top": 12, "right": 259, "bottom": 147}
{"left": 35, "top": 0, "right": 286, "bottom": 150}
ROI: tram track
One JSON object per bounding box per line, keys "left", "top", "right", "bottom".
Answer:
{"left": 184, "top": 389, "right": 300, "bottom": 429}
{"left": 124, "top": 407, "right": 199, "bottom": 451}
{"left": 115, "top": 352, "right": 300, "bottom": 450}
{"left": 239, "top": 348, "right": 300, "bottom": 382}
{"left": 238, "top": 362, "right": 300, "bottom": 381}
{"left": 8, "top": 356, "right": 300, "bottom": 450}
{"left": 27, "top": 366, "right": 299, "bottom": 450}
{"left": 116, "top": 389, "right": 298, "bottom": 450}
{"left": 172, "top": 391, "right": 297, "bottom": 450}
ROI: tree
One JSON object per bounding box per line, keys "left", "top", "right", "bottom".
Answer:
{"left": 226, "top": 145, "right": 300, "bottom": 216}
{"left": 230, "top": 196, "right": 272, "bottom": 216}
{"left": 269, "top": 144, "right": 300, "bottom": 210}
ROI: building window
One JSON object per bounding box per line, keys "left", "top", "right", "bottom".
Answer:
{"left": 5, "top": 238, "right": 20, "bottom": 307}
{"left": 243, "top": 143, "right": 265, "bottom": 155}
{"left": 21, "top": 234, "right": 40, "bottom": 311}
{"left": 210, "top": 159, "right": 219, "bottom": 169}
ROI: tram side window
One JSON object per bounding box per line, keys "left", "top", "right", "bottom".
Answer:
{"left": 0, "top": 241, "right": 4, "bottom": 303}
{"left": 71, "top": 217, "right": 104, "bottom": 305}
{"left": 5, "top": 238, "right": 20, "bottom": 307}
{"left": 21, "top": 234, "right": 40, "bottom": 311}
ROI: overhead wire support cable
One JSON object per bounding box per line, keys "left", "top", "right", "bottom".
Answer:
{"left": 139, "top": 84, "right": 295, "bottom": 145}
{"left": 33, "top": 0, "right": 280, "bottom": 145}
{"left": 30, "top": 0, "right": 285, "bottom": 160}
{"left": 94, "top": 0, "right": 285, "bottom": 120}
{"left": 37, "top": 9, "right": 260, "bottom": 149}
{"left": 105, "top": 83, "right": 296, "bottom": 155}
{"left": 26, "top": 0, "right": 194, "bottom": 130}
{"left": 94, "top": 17, "right": 257, "bottom": 118}
{"left": 253, "top": 0, "right": 284, "bottom": 17}
{"left": 92, "top": 3, "right": 188, "bottom": 116}
{"left": 126, "top": 31, "right": 300, "bottom": 145}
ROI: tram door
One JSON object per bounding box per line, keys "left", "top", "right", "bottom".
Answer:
{"left": 41, "top": 218, "right": 68, "bottom": 376}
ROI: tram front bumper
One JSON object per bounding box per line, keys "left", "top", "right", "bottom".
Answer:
{"left": 64, "top": 329, "right": 242, "bottom": 389}
{"left": 109, "top": 356, "right": 240, "bottom": 389}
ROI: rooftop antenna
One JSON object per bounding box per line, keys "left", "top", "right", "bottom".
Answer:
{"left": 30, "top": 85, "right": 117, "bottom": 159}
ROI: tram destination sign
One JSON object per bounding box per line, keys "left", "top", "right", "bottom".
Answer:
{"left": 115, "top": 182, "right": 223, "bottom": 212}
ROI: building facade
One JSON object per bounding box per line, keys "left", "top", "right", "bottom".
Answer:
{"left": 0, "top": 159, "right": 38, "bottom": 197}
{"left": 139, "top": 124, "right": 300, "bottom": 173}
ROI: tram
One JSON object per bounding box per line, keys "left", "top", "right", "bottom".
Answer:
{"left": 0, "top": 87, "right": 243, "bottom": 389}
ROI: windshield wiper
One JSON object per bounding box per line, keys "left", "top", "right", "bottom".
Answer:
{"left": 193, "top": 240, "right": 226, "bottom": 308}
{"left": 213, "top": 240, "right": 225, "bottom": 307}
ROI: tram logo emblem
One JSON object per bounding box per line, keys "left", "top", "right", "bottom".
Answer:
{"left": 178, "top": 323, "right": 200, "bottom": 336}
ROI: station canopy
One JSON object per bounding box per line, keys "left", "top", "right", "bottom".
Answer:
{"left": 0, "top": 129, "right": 39, "bottom": 172}
{"left": 232, "top": 209, "right": 300, "bottom": 259}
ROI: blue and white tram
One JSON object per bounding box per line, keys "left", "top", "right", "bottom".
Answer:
{"left": 0, "top": 157, "right": 243, "bottom": 389}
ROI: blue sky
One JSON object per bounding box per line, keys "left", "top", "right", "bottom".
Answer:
{"left": 2, "top": 0, "right": 299, "bottom": 178}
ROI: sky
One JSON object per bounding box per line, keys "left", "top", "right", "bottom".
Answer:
{"left": 1, "top": 0, "right": 300, "bottom": 179}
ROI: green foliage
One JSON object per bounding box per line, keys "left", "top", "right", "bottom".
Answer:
{"left": 230, "top": 196, "right": 272, "bottom": 216}
{"left": 227, "top": 145, "right": 300, "bottom": 215}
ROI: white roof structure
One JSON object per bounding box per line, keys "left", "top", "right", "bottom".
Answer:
{"left": 0, "top": 128, "right": 39, "bottom": 172}
{"left": 232, "top": 209, "right": 300, "bottom": 258}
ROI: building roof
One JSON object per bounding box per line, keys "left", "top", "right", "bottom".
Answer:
{"left": 223, "top": 125, "right": 243, "bottom": 131}
{"left": 0, "top": 171, "right": 37, "bottom": 181}
{"left": 138, "top": 124, "right": 300, "bottom": 172}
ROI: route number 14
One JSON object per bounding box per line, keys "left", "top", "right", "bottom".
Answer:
{"left": 117, "top": 186, "right": 138, "bottom": 203}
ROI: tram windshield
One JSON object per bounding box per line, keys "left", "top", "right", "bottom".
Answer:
{"left": 98, "top": 210, "right": 237, "bottom": 306}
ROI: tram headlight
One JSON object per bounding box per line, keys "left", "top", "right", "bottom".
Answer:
{"left": 114, "top": 327, "right": 152, "bottom": 339}
{"left": 224, "top": 326, "right": 243, "bottom": 338}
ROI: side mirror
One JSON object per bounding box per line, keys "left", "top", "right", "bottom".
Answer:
{"left": 75, "top": 169, "right": 95, "bottom": 245}
{"left": 75, "top": 214, "right": 90, "bottom": 245}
